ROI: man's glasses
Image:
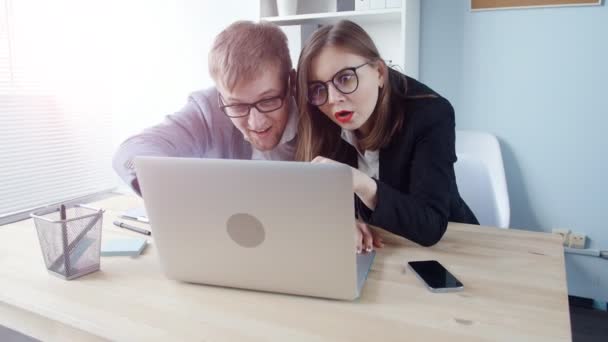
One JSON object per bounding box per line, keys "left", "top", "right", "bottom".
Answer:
{"left": 218, "top": 92, "right": 286, "bottom": 118}
{"left": 307, "top": 62, "right": 369, "bottom": 106}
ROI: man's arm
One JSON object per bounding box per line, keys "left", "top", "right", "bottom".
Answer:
{"left": 113, "top": 92, "right": 214, "bottom": 195}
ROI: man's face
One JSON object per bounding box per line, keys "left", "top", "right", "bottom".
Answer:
{"left": 218, "top": 65, "right": 290, "bottom": 151}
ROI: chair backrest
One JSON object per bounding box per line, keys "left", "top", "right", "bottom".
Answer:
{"left": 454, "top": 131, "right": 510, "bottom": 228}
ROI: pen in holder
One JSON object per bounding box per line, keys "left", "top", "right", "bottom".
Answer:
{"left": 31, "top": 204, "right": 104, "bottom": 280}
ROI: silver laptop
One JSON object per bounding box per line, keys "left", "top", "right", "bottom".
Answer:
{"left": 134, "top": 156, "right": 375, "bottom": 300}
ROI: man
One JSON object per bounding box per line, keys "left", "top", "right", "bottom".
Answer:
{"left": 113, "top": 21, "right": 297, "bottom": 195}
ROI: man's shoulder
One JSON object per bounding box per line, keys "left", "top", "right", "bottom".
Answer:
{"left": 188, "top": 87, "right": 219, "bottom": 111}
{"left": 184, "top": 87, "right": 233, "bottom": 125}
{"left": 189, "top": 86, "right": 218, "bottom": 99}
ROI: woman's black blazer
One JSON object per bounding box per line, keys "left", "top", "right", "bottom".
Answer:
{"left": 336, "top": 69, "right": 479, "bottom": 246}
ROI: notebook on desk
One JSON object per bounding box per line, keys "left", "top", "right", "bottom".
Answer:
{"left": 134, "top": 157, "right": 375, "bottom": 300}
{"left": 101, "top": 238, "right": 148, "bottom": 257}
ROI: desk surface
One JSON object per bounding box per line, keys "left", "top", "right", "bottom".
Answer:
{"left": 0, "top": 193, "right": 571, "bottom": 341}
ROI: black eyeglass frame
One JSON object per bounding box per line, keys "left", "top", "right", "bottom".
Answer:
{"left": 306, "top": 62, "right": 370, "bottom": 106}
{"left": 218, "top": 90, "right": 288, "bottom": 118}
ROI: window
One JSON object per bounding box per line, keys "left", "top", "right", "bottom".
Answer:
{"left": 0, "top": 0, "right": 116, "bottom": 224}
{"left": 0, "top": 0, "right": 259, "bottom": 224}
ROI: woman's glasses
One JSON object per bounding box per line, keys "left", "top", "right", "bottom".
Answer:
{"left": 307, "top": 62, "right": 369, "bottom": 106}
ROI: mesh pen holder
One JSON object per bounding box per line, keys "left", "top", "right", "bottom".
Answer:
{"left": 31, "top": 204, "right": 104, "bottom": 280}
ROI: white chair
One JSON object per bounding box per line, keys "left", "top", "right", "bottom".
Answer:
{"left": 454, "top": 130, "right": 510, "bottom": 228}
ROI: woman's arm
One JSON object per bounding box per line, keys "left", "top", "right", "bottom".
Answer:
{"left": 359, "top": 100, "right": 456, "bottom": 247}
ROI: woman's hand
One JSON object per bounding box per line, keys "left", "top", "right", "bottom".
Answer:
{"left": 356, "top": 219, "right": 384, "bottom": 253}
{"left": 310, "top": 156, "right": 384, "bottom": 252}
{"left": 311, "top": 156, "right": 378, "bottom": 210}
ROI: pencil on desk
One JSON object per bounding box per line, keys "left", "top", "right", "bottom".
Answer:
{"left": 59, "top": 204, "right": 70, "bottom": 273}
{"left": 113, "top": 220, "right": 152, "bottom": 236}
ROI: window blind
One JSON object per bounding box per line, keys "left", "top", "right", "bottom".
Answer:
{"left": 0, "top": 0, "right": 261, "bottom": 224}
{"left": 0, "top": 0, "right": 116, "bottom": 224}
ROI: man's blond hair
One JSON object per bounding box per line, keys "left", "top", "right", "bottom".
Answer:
{"left": 209, "top": 21, "right": 292, "bottom": 91}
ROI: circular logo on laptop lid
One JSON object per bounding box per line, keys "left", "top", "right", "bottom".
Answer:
{"left": 226, "top": 213, "right": 265, "bottom": 248}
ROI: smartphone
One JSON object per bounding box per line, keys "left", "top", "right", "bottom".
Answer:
{"left": 408, "top": 260, "right": 464, "bottom": 292}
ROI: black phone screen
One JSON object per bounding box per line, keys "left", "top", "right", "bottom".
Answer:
{"left": 408, "top": 260, "right": 463, "bottom": 289}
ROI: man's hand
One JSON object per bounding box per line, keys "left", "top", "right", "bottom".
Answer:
{"left": 131, "top": 178, "right": 142, "bottom": 197}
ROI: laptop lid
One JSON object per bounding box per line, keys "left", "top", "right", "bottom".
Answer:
{"left": 135, "top": 157, "right": 364, "bottom": 300}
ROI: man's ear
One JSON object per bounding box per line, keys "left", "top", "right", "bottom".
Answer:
{"left": 289, "top": 68, "right": 296, "bottom": 95}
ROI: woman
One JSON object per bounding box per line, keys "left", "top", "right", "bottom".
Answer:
{"left": 295, "top": 20, "right": 478, "bottom": 250}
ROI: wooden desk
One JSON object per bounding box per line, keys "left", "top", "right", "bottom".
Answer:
{"left": 0, "top": 194, "right": 571, "bottom": 341}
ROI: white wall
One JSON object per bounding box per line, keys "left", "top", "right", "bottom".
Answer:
{"left": 420, "top": 0, "right": 608, "bottom": 306}
{"left": 108, "top": 0, "right": 260, "bottom": 151}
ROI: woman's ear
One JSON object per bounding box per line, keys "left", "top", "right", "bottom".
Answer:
{"left": 375, "top": 61, "right": 386, "bottom": 89}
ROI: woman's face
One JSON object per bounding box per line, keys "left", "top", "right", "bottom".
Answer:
{"left": 309, "top": 46, "right": 384, "bottom": 134}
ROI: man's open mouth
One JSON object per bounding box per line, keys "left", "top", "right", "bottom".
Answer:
{"left": 251, "top": 126, "right": 272, "bottom": 134}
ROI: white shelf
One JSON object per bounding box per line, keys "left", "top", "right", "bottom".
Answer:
{"left": 258, "top": 0, "right": 419, "bottom": 79}
{"left": 261, "top": 8, "right": 401, "bottom": 26}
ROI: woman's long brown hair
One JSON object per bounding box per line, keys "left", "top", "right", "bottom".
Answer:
{"left": 295, "top": 20, "right": 406, "bottom": 161}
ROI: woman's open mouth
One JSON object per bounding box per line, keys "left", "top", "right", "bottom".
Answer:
{"left": 334, "top": 110, "right": 354, "bottom": 123}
